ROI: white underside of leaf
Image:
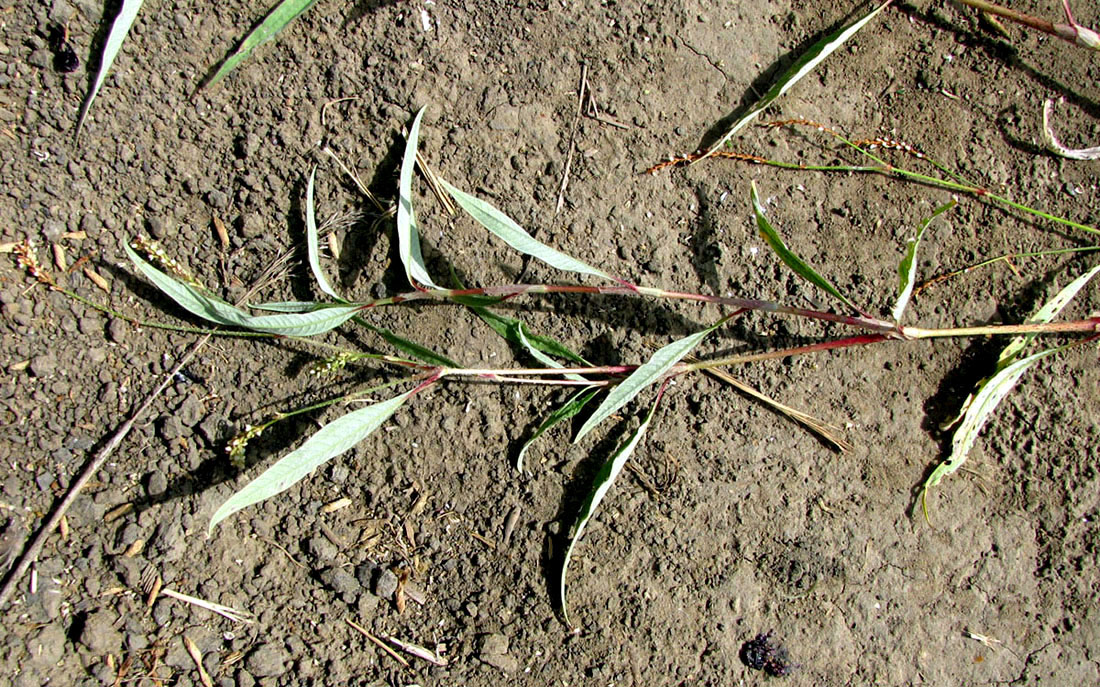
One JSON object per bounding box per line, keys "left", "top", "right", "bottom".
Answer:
{"left": 209, "top": 389, "right": 415, "bottom": 531}
{"left": 76, "top": 0, "right": 145, "bottom": 134}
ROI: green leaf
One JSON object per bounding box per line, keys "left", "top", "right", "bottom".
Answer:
{"left": 125, "top": 242, "right": 362, "bottom": 336}
{"left": 517, "top": 389, "right": 599, "bottom": 472}
{"left": 699, "top": 1, "right": 889, "bottom": 159}
{"left": 514, "top": 323, "right": 587, "bottom": 381}
{"left": 368, "top": 325, "right": 458, "bottom": 367}
{"left": 397, "top": 107, "right": 441, "bottom": 289}
{"left": 462, "top": 298, "right": 589, "bottom": 366}
{"left": 206, "top": 0, "right": 320, "bottom": 87}
{"left": 438, "top": 178, "right": 616, "bottom": 282}
{"left": 751, "top": 181, "right": 860, "bottom": 312}
{"left": 210, "top": 388, "right": 415, "bottom": 531}
{"left": 892, "top": 201, "right": 956, "bottom": 322}
{"left": 574, "top": 318, "right": 727, "bottom": 444}
{"left": 560, "top": 398, "right": 659, "bottom": 628}
{"left": 306, "top": 165, "right": 341, "bottom": 300}
{"left": 923, "top": 343, "right": 1071, "bottom": 497}
{"left": 75, "top": 0, "right": 144, "bottom": 135}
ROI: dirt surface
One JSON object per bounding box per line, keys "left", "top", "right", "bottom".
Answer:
{"left": 2, "top": 1, "right": 1099, "bottom": 685}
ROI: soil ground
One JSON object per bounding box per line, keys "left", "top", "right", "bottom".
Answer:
{"left": 2, "top": 1, "right": 1099, "bottom": 685}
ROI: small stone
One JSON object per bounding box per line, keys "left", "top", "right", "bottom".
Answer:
{"left": 42, "top": 220, "right": 66, "bottom": 241}
{"left": 488, "top": 106, "right": 520, "bottom": 131}
{"left": 146, "top": 216, "right": 168, "bottom": 239}
{"left": 27, "top": 623, "right": 66, "bottom": 664}
{"left": 28, "top": 49, "right": 51, "bottom": 69}
{"left": 29, "top": 354, "right": 56, "bottom": 377}
{"left": 177, "top": 395, "right": 203, "bottom": 427}
{"left": 107, "top": 318, "right": 128, "bottom": 344}
{"left": 478, "top": 633, "right": 517, "bottom": 672}
{"left": 79, "top": 609, "right": 123, "bottom": 655}
{"left": 78, "top": 317, "right": 101, "bottom": 336}
{"left": 147, "top": 470, "right": 168, "bottom": 498}
{"left": 239, "top": 213, "right": 265, "bottom": 239}
{"left": 478, "top": 633, "right": 509, "bottom": 656}
{"left": 318, "top": 567, "right": 361, "bottom": 597}
{"left": 245, "top": 642, "right": 289, "bottom": 678}
{"left": 372, "top": 568, "right": 398, "bottom": 599}
{"left": 158, "top": 414, "right": 183, "bottom": 441}
{"left": 306, "top": 535, "right": 337, "bottom": 562}
{"left": 206, "top": 190, "right": 229, "bottom": 209}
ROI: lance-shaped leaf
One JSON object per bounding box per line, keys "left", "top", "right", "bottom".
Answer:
{"left": 942, "top": 265, "right": 1100, "bottom": 430}
{"left": 397, "top": 107, "right": 442, "bottom": 289}
{"left": 125, "top": 243, "right": 362, "bottom": 336}
{"left": 751, "top": 181, "right": 860, "bottom": 313}
{"left": 514, "top": 323, "right": 587, "bottom": 382}
{"left": 574, "top": 317, "right": 727, "bottom": 443}
{"left": 206, "top": 0, "right": 320, "bottom": 88}
{"left": 517, "top": 389, "right": 599, "bottom": 472}
{"left": 998, "top": 265, "right": 1100, "bottom": 367}
{"left": 698, "top": 2, "right": 890, "bottom": 160}
{"left": 892, "top": 200, "right": 955, "bottom": 322}
{"left": 210, "top": 388, "right": 416, "bottom": 531}
{"left": 306, "top": 165, "right": 341, "bottom": 300}
{"left": 922, "top": 343, "right": 1070, "bottom": 503}
{"left": 438, "top": 178, "right": 615, "bottom": 282}
{"left": 560, "top": 396, "right": 659, "bottom": 628}
{"left": 75, "top": 0, "right": 144, "bottom": 135}
{"left": 455, "top": 283, "right": 589, "bottom": 365}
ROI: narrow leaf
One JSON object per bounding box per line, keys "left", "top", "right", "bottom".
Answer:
{"left": 574, "top": 318, "right": 726, "bottom": 443}
{"left": 892, "top": 200, "right": 956, "bottom": 322}
{"left": 998, "top": 265, "right": 1100, "bottom": 367}
{"left": 306, "top": 166, "right": 341, "bottom": 300}
{"left": 397, "top": 107, "right": 441, "bottom": 289}
{"left": 125, "top": 242, "right": 362, "bottom": 336}
{"left": 515, "top": 323, "right": 587, "bottom": 382}
{"left": 439, "top": 178, "right": 615, "bottom": 282}
{"left": 75, "top": 0, "right": 145, "bottom": 135}
{"left": 210, "top": 388, "right": 415, "bottom": 530}
{"left": 465, "top": 300, "right": 589, "bottom": 365}
{"left": 751, "top": 181, "right": 860, "bottom": 312}
{"left": 368, "top": 325, "right": 458, "bottom": 367}
{"left": 923, "top": 343, "right": 1071, "bottom": 496}
{"left": 698, "top": 2, "right": 890, "bottom": 159}
{"left": 560, "top": 398, "right": 659, "bottom": 628}
{"left": 206, "top": 0, "right": 320, "bottom": 87}
{"left": 516, "top": 388, "right": 599, "bottom": 472}
{"left": 943, "top": 265, "right": 1100, "bottom": 430}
